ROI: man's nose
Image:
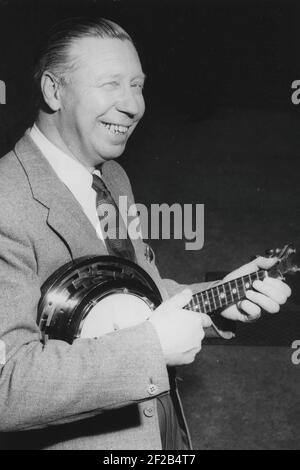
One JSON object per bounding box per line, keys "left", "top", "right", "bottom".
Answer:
{"left": 116, "top": 86, "right": 142, "bottom": 118}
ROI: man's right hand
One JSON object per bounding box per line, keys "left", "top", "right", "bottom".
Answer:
{"left": 149, "top": 289, "right": 212, "bottom": 367}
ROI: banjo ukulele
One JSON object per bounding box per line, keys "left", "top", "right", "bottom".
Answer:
{"left": 38, "top": 244, "right": 299, "bottom": 344}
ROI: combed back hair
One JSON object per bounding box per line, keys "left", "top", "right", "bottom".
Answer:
{"left": 33, "top": 16, "right": 134, "bottom": 108}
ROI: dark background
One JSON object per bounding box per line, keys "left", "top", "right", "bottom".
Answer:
{"left": 0, "top": 0, "right": 300, "bottom": 449}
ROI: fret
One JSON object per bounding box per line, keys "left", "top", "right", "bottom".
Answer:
{"left": 191, "top": 295, "right": 196, "bottom": 311}
{"left": 244, "top": 274, "right": 252, "bottom": 290}
{"left": 215, "top": 286, "right": 223, "bottom": 309}
{"left": 223, "top": 282, "right": 232, "bottom": 305}
{"left": 215, "top": 287, "right": 223, "bottom": 309}
{"left": 241, "top": 275, "right": 247, "bottom": 294}
{"left": 216, "top": 285, "right": 225, "bottom": 308}
{"left": 200, "top": 292, "right": 208, "bottom": 314}
{"left": 235, "top": 278, "right": 244, "bottom": 300}
{"left": 235, "top": 278, "right": 244, "bottom": 298}
{"left": 258, "top": 269, "right": 266, "bottom": 281}
{"left": 259, "top": 270, "right": 267, "bottom": 281}
{"left": 204, "top": 290, "right": 211, "bottom": 313}
{"left": 219, "top": 283, "right": 228, "bottom": 307}
{"left": 234, "top": 278, "right": 240, "bottom": 299}
{"left": 248, "top": 272, "right": 257, "bottom": 284}
{"left": 195, "top": 297, "right": 200, "bottom": 312}
{"left": 198, "top": 292, "right": 203, "bottom": 313}
{"left": 228, "top": 281, "right": 235, "bottom": 303}
{"left": 211, "top": 287, "right": 218, "bottom": 310}
{"left": 232, "top": 279, "right": 239, "bottom": 300}
{"left": 193, "top": 294, "right": 199, "bottom": 312}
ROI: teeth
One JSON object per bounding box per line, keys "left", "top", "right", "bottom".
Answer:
{"left": 102, "top": 122, "right": 129, "bottom": 134}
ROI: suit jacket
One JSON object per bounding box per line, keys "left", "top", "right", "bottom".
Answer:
{"left": 0, "top": 131, "right": 231, "bottom": 450}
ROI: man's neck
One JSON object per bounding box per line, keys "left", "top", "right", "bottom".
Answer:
{"left": 35, "top": 112, "right": 95, "bottom": 174}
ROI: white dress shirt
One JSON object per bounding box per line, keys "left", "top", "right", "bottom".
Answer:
{"left": 29, "top": 123, "right": 104, "bottom": 241}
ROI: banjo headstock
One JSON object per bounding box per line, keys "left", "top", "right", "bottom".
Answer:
{"left": 266, "top": 244, "right": 300, "bottom": 279}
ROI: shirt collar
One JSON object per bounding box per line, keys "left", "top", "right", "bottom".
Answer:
{"left": 29, "top": 123, "right": 95, "bottom": 193}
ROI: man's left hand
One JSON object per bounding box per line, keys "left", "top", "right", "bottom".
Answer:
{"left": 220, "top": 257, "right": 292, "bottom": 322}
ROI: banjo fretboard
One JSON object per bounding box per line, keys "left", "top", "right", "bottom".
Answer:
{"left": 185, "top": 270, "right": 267, "bottom": 315}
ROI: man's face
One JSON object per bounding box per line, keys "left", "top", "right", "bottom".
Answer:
{"left": 57, "top": 37, "right": 145, "bottom": 167}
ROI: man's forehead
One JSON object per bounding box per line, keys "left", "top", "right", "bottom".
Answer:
{"left": 68, "top": 36, "right": 143, "bottom": 76}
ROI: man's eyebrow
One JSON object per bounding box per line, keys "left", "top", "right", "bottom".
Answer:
{"left": 134, "top": 73, "right": 147, "bottom": 81}
{"left": 95, "top": 73, "right": 147, "bottom": 82}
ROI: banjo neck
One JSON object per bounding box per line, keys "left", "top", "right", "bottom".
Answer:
{"left": 185, "top": 269, "right": 267, "bottom": 315}
{"left": 185, "top": 244, "right": 299, "bottom": 316}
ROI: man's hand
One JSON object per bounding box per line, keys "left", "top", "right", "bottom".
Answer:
{"left": 221, "top": 257, "right": 292, "bottom": 322}
{"left": 149, "top": 289, "right": 212, "bottom": 367}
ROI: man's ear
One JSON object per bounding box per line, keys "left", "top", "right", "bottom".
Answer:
{"left": 40, "top": 71, "right": 63, "bottom": 112}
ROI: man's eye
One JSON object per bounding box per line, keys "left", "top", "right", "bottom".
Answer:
{"left": 102, "top": 81, "right": 119, "bottom": 89}
{"left": 131, "top": 83, "right": 144, "bottom": 90}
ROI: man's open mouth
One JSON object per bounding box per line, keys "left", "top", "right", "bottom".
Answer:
{"left": 100, "top": 122, "right": 130, "bottom": 135}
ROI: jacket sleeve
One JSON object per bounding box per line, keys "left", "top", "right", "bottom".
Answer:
{"left": 0, "top": 203, "right": 169, "bottom": 432}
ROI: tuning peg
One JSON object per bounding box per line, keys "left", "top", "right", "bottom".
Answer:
{"left": 265, "top": 249, "right": 275, "bottom": 258}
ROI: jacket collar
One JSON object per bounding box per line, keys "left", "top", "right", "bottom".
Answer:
{"left": 13, "top": 130, "right": 109, "bottom": 259}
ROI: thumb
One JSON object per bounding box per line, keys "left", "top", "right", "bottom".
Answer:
{"left": 198, "top": 313, "right": 213, "bottom": 328}
{"left": 251, "top": 256, "right": 278, "bottom": 271}
{"left": 166, "top": 288, "right": 193, "bottom": 309}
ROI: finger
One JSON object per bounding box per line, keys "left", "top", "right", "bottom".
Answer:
{"left": 252, "top": 256, "right": 279, "bottom": 271}
{"left": 238, "top": 299, "right": 262, "bottom": 321}
{"left": 246, "top": 289, "right": 280, "bottom": 314}
{"left": 221, "top": 304, "right": 250, "bottom": 322}
{"left": 262, "top": 277, "right": 292, "bottom": 298}
{"left": 197, "top": 313, "right": 213, "bottom": 328}
{"left": 252, "top": 279, "right": 289, "bottom": 304}
{"left": 224, "top": 256, "right": 278, "bottom": 282}
{"left": 167, "top": 289, "right": 193, "bottom": 309}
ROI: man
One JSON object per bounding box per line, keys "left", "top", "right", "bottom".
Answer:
{"left": 0, "top": 17, "right": 291, "bottom": 450}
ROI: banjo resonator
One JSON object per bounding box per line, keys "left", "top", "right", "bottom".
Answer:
{"left": 38, "top": 256, "right": 162, "bottom": 344}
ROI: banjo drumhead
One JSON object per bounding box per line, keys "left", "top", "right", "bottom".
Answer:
{"left": 79, "top": 293, "right": 153, "bottom": 338}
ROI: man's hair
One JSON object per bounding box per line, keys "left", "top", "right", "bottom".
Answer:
{"left": 33, "top": 16, "right": 134, "bottom": 108}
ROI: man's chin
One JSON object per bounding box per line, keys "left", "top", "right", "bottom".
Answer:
{"left": 97, "top": 143, "right": 127, "bottom": 162}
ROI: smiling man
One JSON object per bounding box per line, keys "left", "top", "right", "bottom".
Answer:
{"left": 36, "top": 32, "right": 145, "bottom": 166}
{"left": 0, "top": 17, "right": 291, "bottom": 450}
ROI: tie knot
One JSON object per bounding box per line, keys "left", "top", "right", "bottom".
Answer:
{"left": 92, "top": 173, "right": 107, "bottom": 194}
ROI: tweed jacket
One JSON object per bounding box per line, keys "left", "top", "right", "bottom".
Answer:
{"left": 0, "top": 131, "right": 231, "bottom": 450}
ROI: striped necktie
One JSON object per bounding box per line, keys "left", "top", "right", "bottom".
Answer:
{"left": 92, "top": 173, "right": 136, "bottom": 262}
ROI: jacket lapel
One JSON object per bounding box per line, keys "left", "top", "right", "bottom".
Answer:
{"left": 14, "top": 131, "right": 107, "bottom": 260}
